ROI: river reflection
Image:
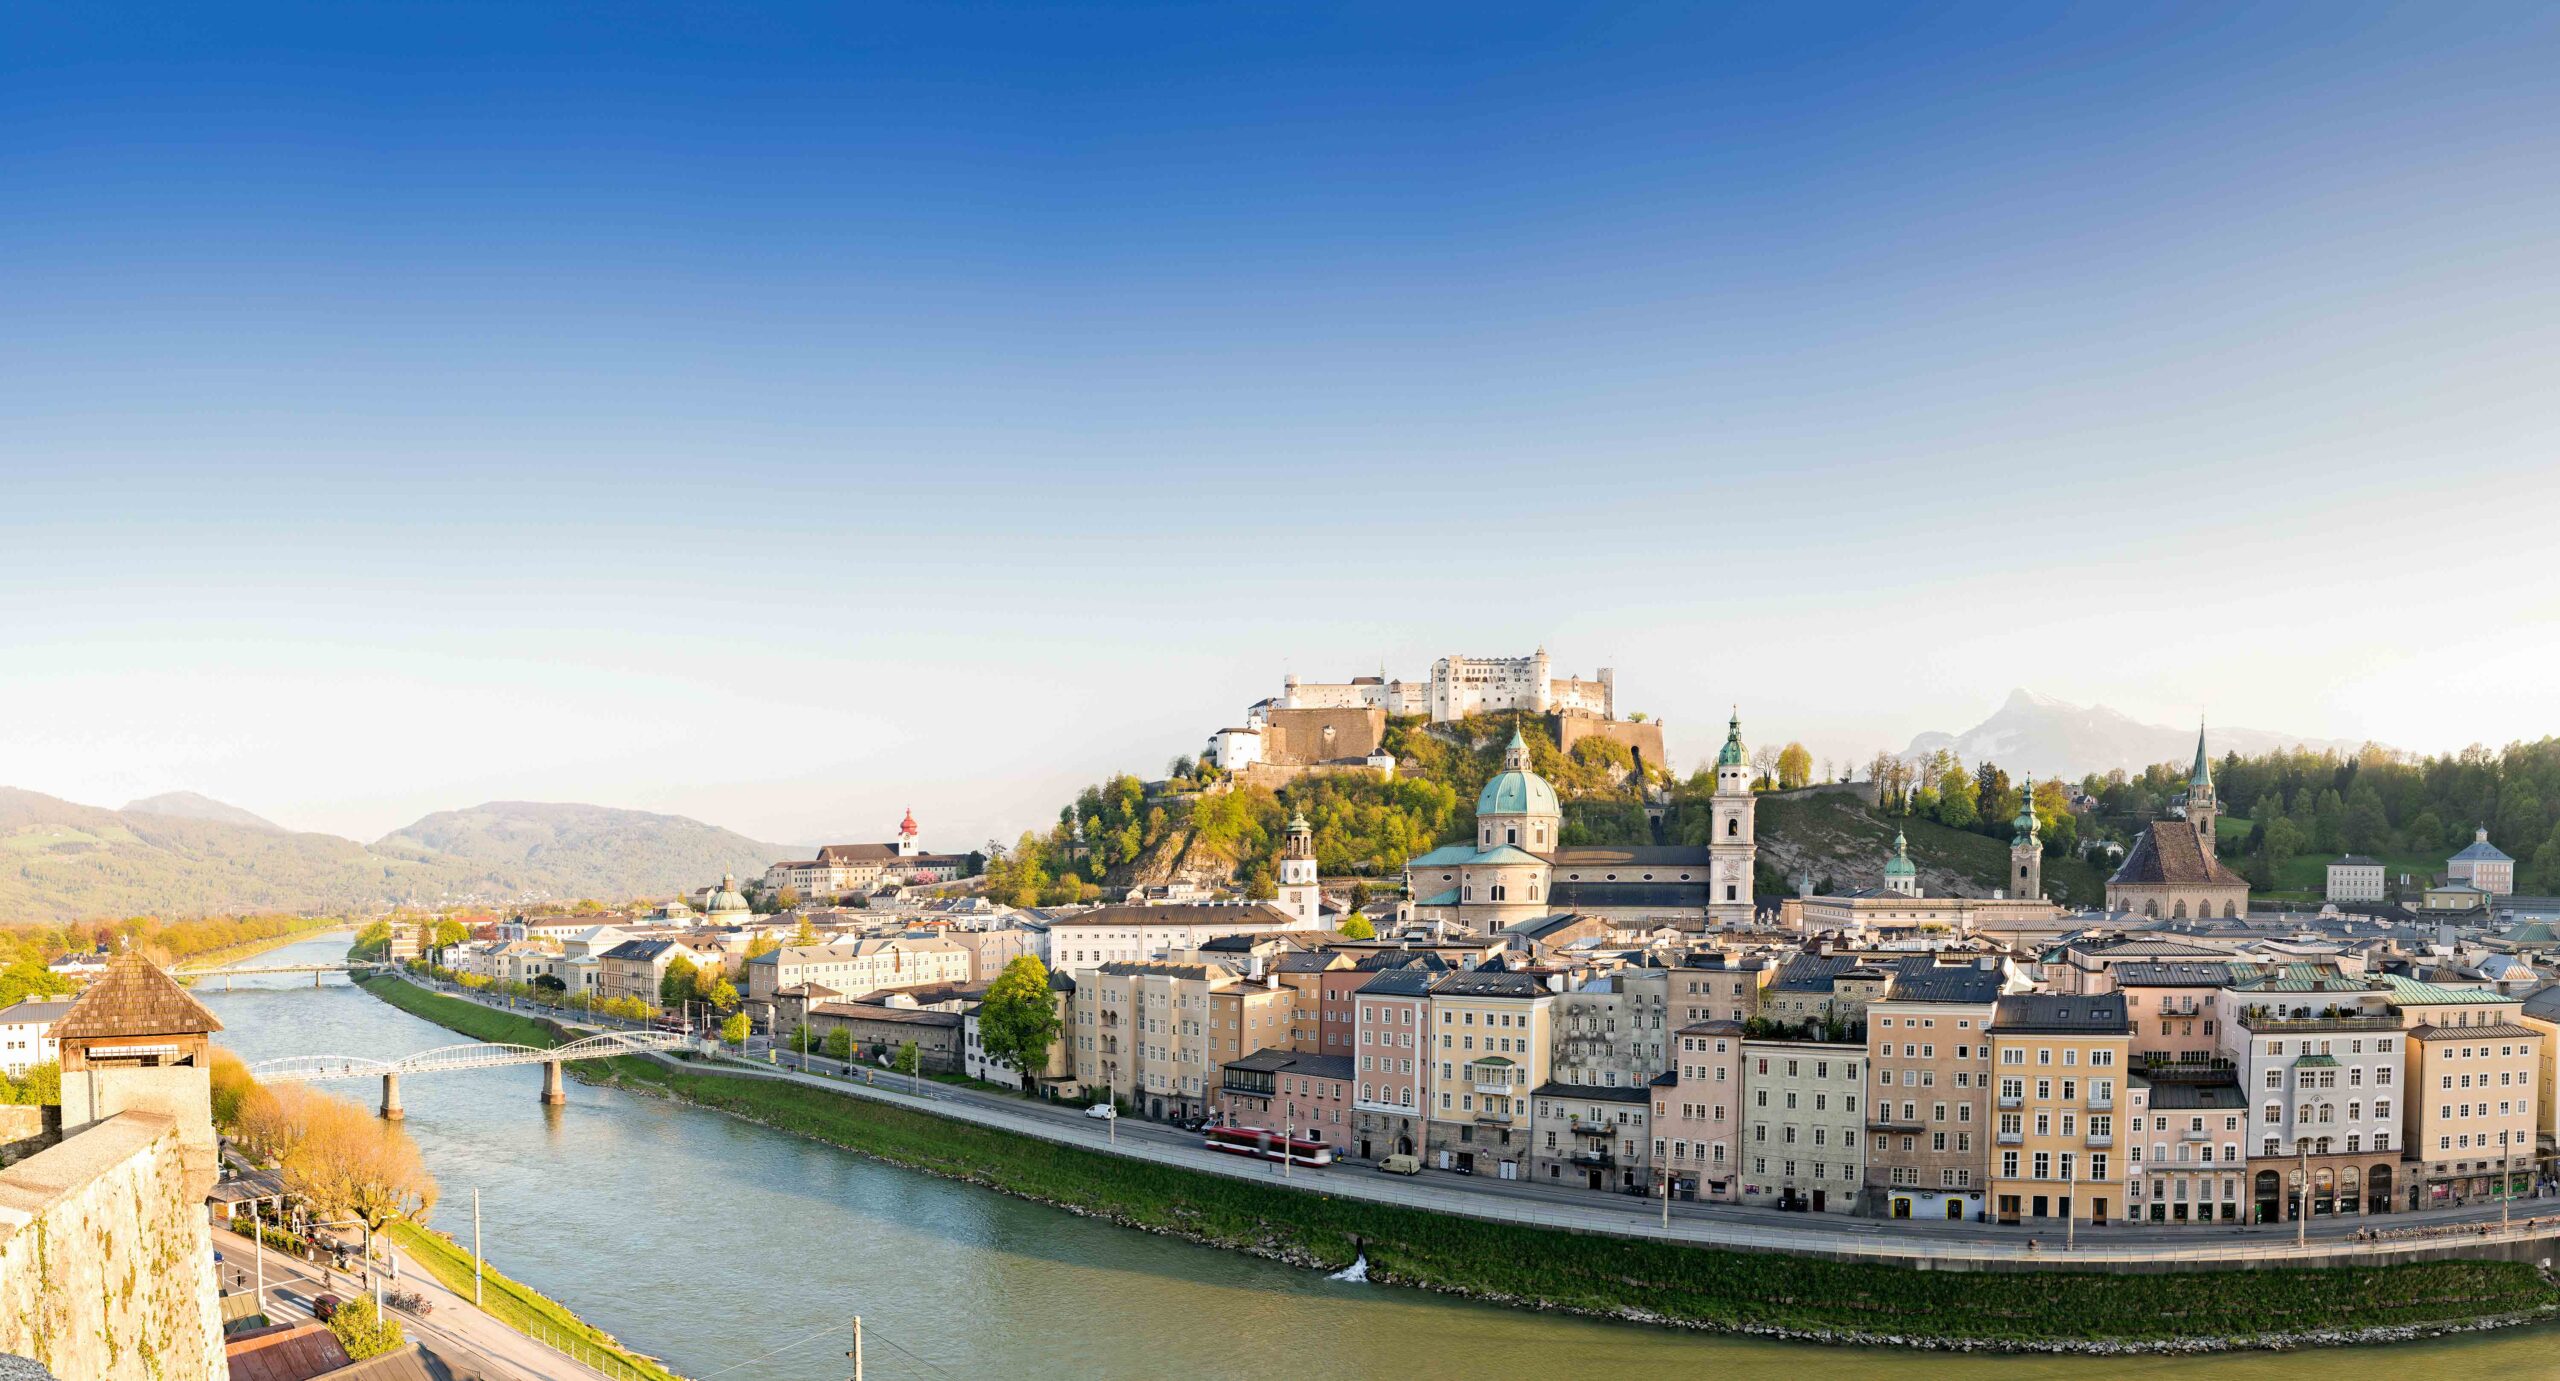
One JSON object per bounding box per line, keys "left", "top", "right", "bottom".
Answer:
{"left": 200, "top": 933, "right": 2560, "bottom": 1380}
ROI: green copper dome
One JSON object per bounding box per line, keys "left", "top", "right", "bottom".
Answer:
{"left": 1715, "top": 709, "right": 1747, "bottom": 768}
{"left": 1883, "top": 829, "right": 1917, "bottom": 878}
{"left": 2013, "top": 777, "right": 2040, "bottom": 841}
{"left": 1477, "top": 728, "right": 1560, "bottom": 819}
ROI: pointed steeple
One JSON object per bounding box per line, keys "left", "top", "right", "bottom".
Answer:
{"left": 2190, "top": 718, "right": 2213, "bottom": 788}
{"left": 1503, "top": 725, "right": 1530, "bottom": 772}
{"left": 1716, "top": 706, "right": 1747, "bottom": 768}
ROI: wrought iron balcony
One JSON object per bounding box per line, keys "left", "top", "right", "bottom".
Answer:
{"left": 1996, "top": 1130, "right": 2023, "bottom": 1145}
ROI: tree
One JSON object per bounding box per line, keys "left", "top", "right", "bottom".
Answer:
{"left": 771, "top": 886, "right": 804, "bottom": 913}
{"left": 429, "top": 919, "right": 470, "bottom": 966}
{"left": 1348, "top": 881, "right": 1372, "bottom": 913}
{"left": 327, "top": 1295, "right": 404, "bottom": 1360}
{"left": 240, "top": 1083, "right": 437, "bottom": 1235}
{"left": 210, "top": 1048, "right": 255, "bottom": 1131}
{"left": 0, "top": 962, "right": 71, "bottom": 1011}
{"left": 822, "top": 1027, "right": 853, "bottom": 1062}
{"left": 0, "top": 1062, "right": 59, "bottom": 1107}
{"left": 892, "top": 1040, "right": 922, "bottom": 1077}
{"left": 1338, "top": 914, "right": 1376, "bottom": 940}
{"left": 744, "top": 934, "right": 781, "bottom": 961}
{"left": 790, "top": 917, "right": 818, "bottom": 946}
{"left": 979, "top": 956, "right": 1064, "bottom": 1079}
{"left": 719, "top": 1011, "right": 751, "bottom": 1046}
{"left": 1245, "top": 867, "right": 1278, "bottom": 901}
{"left": 1776, "top": 743, "right": 1813, "bottom": 791}
{"left": 1934, "top": 761, "right": 1978, "bottom": 831}
{"left": 659, "top": 956, "right": 700, "bottom": 1009}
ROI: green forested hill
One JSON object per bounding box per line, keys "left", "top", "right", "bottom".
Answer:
{"left": 1756, "top": 789, "right": 2108, "bottom": 907}
{"left": 0, "top": 788, "right": 784, "bottom": 922}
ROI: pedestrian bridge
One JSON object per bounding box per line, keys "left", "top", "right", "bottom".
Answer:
{"left": 249, "top": 1032, "right": 690, "bottom": 1118}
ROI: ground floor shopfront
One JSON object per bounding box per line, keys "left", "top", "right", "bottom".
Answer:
{"left": 1353, "top": 1108, "right": 1423, "bottom": 1163}
{"left": 2409, "top": 1156, "right": 2535, "bottom": 1211}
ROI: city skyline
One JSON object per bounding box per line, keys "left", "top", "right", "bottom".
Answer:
{"left": 8, "top": 4, "right": 2560, "bottom": 845}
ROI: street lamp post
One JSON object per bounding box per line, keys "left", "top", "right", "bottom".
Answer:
{"left": 309, "top": 1217, "right": 384, "bottom": 1317}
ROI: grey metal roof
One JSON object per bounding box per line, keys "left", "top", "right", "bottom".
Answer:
{"left": 1770, "top": 953, "right": 1859, "bottom": 994}
{"left": 1992, "top": 992, "right": 2129, "bottom": 1034}
{"left": 1880, "top": 963, "right": 2003, "bottom": 1004}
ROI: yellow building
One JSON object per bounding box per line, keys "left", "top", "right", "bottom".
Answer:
{"left": 1989, "top": 993, "right": 2130, "bottom": 1226}
{"left": 2384, "top": 976, "right": 2541, "bottom": 1209}
{"left": 1071, "top": 960, "right": 1242, "bottom": 1121}
{"left": 1422, "top": 969, "right": 1554, "bottom": 1177}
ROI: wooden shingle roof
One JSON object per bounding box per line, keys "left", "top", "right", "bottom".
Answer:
{"left": 52, "top": 951, "right": 222, "bottom": 1042}
{"left": 2109, "top": 820, "right": 2249, "bottom": 889}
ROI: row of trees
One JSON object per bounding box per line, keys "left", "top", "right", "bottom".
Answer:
{"left": 2186, "top": 739, "right": 2560, "bottom": 892}
{"left": 0, "top": 911, "right": 345, "bottom": 975}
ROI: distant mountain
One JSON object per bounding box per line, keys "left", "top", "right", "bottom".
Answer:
{"left": 0, "top": 788, "right": 788, "bottom": 923}
{"left": 122, "top": 791, "right": 285, "bottom": 833}
{"left": 370, "top": 801, "right": 784, "bottom": 902}
{"left": 1902, "top": 689, "right": 2372, "bottom": 781}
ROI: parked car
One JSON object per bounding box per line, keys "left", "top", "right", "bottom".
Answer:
{"left": 1377, "top": 1154, "right": 1421, "bottom": 1176}
{"left": 1085, "top": 1103, "right": 1117, "bottom": 1120}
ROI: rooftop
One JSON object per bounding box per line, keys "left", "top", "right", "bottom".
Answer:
{"left": 53, "top": 952, "right": 220, "bottom": 1042}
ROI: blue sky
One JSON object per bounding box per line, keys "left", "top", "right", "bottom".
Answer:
{"left": 5, "top": 4, "right": 2559, "bottom": 846}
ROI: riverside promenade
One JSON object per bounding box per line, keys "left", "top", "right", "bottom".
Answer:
{"left": 397, "top": 975, "right": 2560, "bottom": 1274}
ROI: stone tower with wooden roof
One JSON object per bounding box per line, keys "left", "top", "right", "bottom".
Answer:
{"left": 53, "top": 951, "right": 224, "bottom": 1198}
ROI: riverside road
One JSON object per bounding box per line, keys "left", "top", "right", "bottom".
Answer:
{"left": 409, "top": 975, "right": 2560, "bottom": 1265}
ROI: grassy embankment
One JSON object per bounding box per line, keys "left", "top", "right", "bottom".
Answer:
{"left": 385, "top": 1220, "right": 677, "bottom": 1381}
{"left": 353, "top": 979, "right": 681, "bottom": 1379}
{"left": 362, "top": 975, "right": 2560, "bottom": 1348}
{"left": 1759, "top": 792, "right": 2111, "bottom": 907}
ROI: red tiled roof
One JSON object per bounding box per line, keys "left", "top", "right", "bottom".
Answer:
{"left": 223, "top": 1322, "right": 351, "bottom": 1381}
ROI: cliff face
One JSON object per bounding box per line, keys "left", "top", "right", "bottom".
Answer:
{"left": 0, "top": 1111, "right": 225, "bottom": 1381}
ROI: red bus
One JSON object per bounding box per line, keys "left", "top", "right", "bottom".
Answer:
{"left": 1204, "top": 1125, "right": 1334, "bottom": 1167}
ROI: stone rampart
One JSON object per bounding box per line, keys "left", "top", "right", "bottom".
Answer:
{"left": 0, "top": 1111, "right": 225, "bottom": 1380}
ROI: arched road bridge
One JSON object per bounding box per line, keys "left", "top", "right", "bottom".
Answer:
{"left": 175, "top": 961, "right": 385, "bottom": 988}
{"left": 249, "top": 1032, "right": 689, "bottom": 1119}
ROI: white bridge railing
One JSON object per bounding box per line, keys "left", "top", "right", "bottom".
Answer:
{"left": 250, "top": 1031, "right": 688, "bottom": 1083}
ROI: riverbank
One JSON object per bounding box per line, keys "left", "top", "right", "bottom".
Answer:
{"left": 359, "top": 976, "right": 2560, "bottom": 1353}
{"left": 386, "top": 1220, "right": 678, "bottom": 1381}
{"left": 169, "top": 916, "right": 352, "bottom": 973}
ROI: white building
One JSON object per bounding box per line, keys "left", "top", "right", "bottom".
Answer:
{"left": 2449, "top": 828, "right": 2516, "bottom": 896}
{"left": 0, "top": 998, "right": 71, "bottom": 1077}
{"left": 1426, "top": 650, "right": 1612, "bottom": 722}
{"left": 744, "top": 936, "right": 974, "bottom": 1005}
{"left": 1737, "top": 1037, "right": 1867, "bottom": 1213}
{"left": 2326, "top": 856, "right": 2386, "bottom": 903}
{"left": 1042, "top": 902, "right": 1318, "bottom": 973}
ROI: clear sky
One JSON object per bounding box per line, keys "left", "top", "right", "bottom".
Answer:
{"left": 6, "top": 4, "right": 2559, "bottom": 848}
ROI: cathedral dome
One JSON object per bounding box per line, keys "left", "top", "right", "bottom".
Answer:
{"left": 1883, "top": 830, "right": 1917, "bottom": 878}
{"left": 703, "top": 872, "right": 752, "bottom": 916}
{"left": 1477, "top": 729, "right": 1559, "bottom": 819}
{"left": 1715, "top": 710, "right": 1747, "bottom": 768}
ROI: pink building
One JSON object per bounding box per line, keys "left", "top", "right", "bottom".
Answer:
{"left": 1350, "top": 966, "right": 1438, "bottom": 1162}
{"left": 1217, "top": 1049, "right": 1356, "bottom": 1156}
{"left": 1658, "top": 1019, "right": 1745, "bottom": 1201}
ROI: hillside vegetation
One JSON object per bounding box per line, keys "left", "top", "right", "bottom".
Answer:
{"left": 0, "top": 787, "right": 783, "bottom": 923}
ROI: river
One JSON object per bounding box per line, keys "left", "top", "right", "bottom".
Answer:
{"left": 197, "top": 932, "right": 2560, "bottom": 1380}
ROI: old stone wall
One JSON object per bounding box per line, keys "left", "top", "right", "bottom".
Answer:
{"left": 0, "top": 1108, "right": 50, "bottom": 1168}
{"left": 1549, "top": 714, "right": 1666, "bottom": 778}
{"left": 0, "top": 1111, "right": 225, "bottom": 1381}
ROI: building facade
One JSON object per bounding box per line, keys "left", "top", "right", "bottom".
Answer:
{"left": 1738, "top": 1037, "right": 1866, "bottom": 1213}
{"left": 1989, "top": 993, "right": 2129, "bottom": 1226}
{"left": 1863, "top": 962, "right": 2003, "bottom": 1220}
{"left": 1661, "top": 1021, "right": 1745, "bottom": 1201}
{"left": 1422, "top": 969, "right": 1553, "bottom": 1177}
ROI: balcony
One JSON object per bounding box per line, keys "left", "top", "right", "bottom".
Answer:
{"left": 1473, "top": 1112, "right": 1515, "bottom": 1127}
{"left": 1569, "top": 1120, "right": 1613, "bottom": 1139}
{"left": 1867, "top": 1115, "right": 1924, "bottom": 1132}
{"left": 2233, "top": 1009, "right": 2398, "bottom": 1034}
{"left": 2085, "top": 1133, "right": 2114, "bottom": 1148}
{"left": 1997, "top": 1130, "right": 2022, "bottom": 1146}
{"left": 2086, "top": 1094, "right": 2114, "bottom": 1111}
{"left": 1570, "top": 1149, "right": 1615, "bottom": 1169}
{"left": 2181, "top": 1126, "right": 2213, "bottom": 1142}
{"left": 1997, "top": 1095, "right": 2022, "bottom": 1110}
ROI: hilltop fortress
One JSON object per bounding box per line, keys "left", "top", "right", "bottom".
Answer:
{"left": 1206, "top": 647, "right": 1666, "bottom": 788}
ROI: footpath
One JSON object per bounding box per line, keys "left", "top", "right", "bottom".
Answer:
{"left": 212, "top": 1221, "right": 619, "bottom": 1381}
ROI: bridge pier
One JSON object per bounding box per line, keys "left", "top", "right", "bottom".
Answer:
{"left": 381, "top": 1072, "right": 404, "bottom": 1121}
{"left": 540, "top": 1060, "right": 566, "bottom": 1106}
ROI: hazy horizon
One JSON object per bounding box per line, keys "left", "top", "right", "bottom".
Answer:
{"left": 8, "top": 5, "right": 2559, "bottom": 849}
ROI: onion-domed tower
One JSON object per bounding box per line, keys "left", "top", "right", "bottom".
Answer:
{"left": 1709, "top": 709, "right": 1758, "bottom": 927}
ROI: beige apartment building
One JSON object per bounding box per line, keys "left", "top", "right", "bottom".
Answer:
{"left": 2385, "top": 976, "right": 2541, "bottom": 1209}
{"left": 745, "top": 937, "right": 973, "bottom": 1008}
{"left": 1863, "top": 961, "right": 2004, "bottom": 1220}
{"left": 1422, "top": 970, "right": 1554, "bottom": 1178}
{"left": 1738, "top": 1037, "right": 1866, "bottom": 1213}
{"left": 1669, "top": 954, "right": 1768, "bottom": 1026}
{"left": 2114, "top": 961, "right": 2243, "bottom": 1069}
{"left": 1071, "top": 960, "right": 1240, "bottom": 1121}
{"left": 1989, "top": 993, "right": 2130, "bottom": 1226}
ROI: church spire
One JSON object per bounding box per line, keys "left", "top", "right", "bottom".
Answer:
{"left": 2190, "top": 718, "right": 2213, "bottom": 789}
